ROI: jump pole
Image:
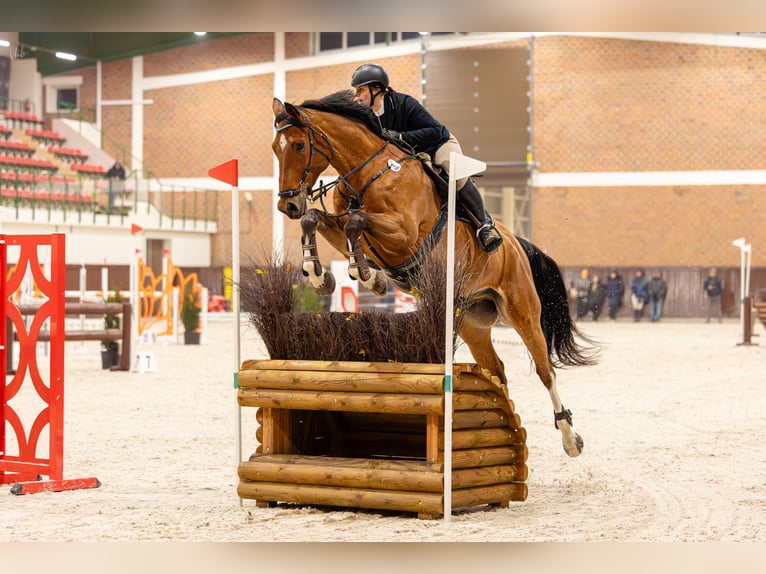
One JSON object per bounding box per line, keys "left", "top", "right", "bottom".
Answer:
{"left": 208, "top": 159, "right": 241, "bottom": 503}
{"left": 732, "top": 237, "right": 753, "bottom": 345}
{"left": 445, "top": 152, "right": 486, "bottom": 523}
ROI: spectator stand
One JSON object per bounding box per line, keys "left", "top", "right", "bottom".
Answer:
{"left": 0, "top": 140, "right": 37, "bottom": 158}
{"left": 49, "top": 146, "right": 89, "bottom": 164}
{"left": 25, "top": 128, "right": 67, "bottom": 147}
{"left": 1, "top": 110, "right": 44, "bottom": 130}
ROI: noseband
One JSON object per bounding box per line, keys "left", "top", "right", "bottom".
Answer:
{"left": 274, "top": 111, "right": 333, "bottom": 199}
{"left": 275, "top": 108, "right": 418, "bottom": 214}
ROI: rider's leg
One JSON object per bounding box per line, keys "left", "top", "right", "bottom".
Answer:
{"left": 434, "top": 135, "right": 503, "bottom": 254}
{"left": 457, "top": 178, "right": 503, "bottom": 253}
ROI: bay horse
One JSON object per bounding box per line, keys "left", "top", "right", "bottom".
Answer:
{"left": 271, "top": 90, "right": 597, "bottom": 457}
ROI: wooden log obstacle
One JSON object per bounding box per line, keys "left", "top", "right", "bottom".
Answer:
{"left": 6, "top": 301, "right": 132, "bottom": 372}
{"left": 237, "top": 359, "right": 528, "bottom": 520}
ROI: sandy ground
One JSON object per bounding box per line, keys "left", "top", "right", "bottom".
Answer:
{"left": 2, "top": 314, "right": 765, "bottom": 543}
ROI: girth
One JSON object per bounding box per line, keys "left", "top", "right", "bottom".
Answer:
{"left": 363, "top": 205, "right": 449, "bottom": 290}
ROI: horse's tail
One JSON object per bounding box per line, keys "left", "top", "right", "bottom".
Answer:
{"left": 515, "top": 236, "right": 600, "bottom": 368}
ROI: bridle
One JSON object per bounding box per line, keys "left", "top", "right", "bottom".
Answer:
{"left": 274, "top": 107, "right": 419, "bottom": 215}
{"left": 274, "top": 110, "right": 333, "bottom": 200}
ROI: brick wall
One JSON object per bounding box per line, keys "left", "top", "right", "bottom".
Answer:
{"left": 45, "top": 34, "right": 766, "bottom": 308}
{"left": 533, "top": 36, "right": 766, "bottom": 172}
{"left": 531, "top": 36, "right": 766, "bottom": 270}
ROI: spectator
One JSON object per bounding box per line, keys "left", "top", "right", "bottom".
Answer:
{"left": 703, "top": 268, "right": 723, "bottom": 323}
{"left": 630, "top": 269, "right": 648, "bottom": 322}
{"left": 646, "top": 270, "right": 668, "bottom": 322}
{"left": 106, "top": 161, "right": 126, "bottom": 180}
{"left": 587, "top": 274, "right": 607, "bottom": 321}
{"left": 605, "top": 269, "right": 625, "bottom": 321}
{"left": 574, "top": 268, "right": 590, "bottom": 321}
{"left": 106, "top": 161, "right": 126, "bottom": 212}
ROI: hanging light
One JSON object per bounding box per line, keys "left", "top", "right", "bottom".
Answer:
{"left": 0, "top": 39, "right": 10, "bottom": 47}
{"left": 55, "top": 51, "right": 77, "bottom": 61}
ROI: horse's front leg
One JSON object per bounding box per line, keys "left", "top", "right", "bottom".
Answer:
{"left": 344, "top": 211, "right": 388, "bottom": 296}
{"left": 299, "top": 209, "right": 336, "bottom": 295}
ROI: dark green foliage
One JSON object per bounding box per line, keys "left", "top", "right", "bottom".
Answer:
{"left": 102, "top": 290, "right": 122, "bottom": 351}
{"left": 240, "top": 246, "right": 474, "bottom": 363}
{"left": 181, "top": 283, "right": 201, "bottom": 332}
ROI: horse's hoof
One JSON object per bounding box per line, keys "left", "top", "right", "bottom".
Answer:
{"left": 563, "top": 433, "right": 584, "bottom": 457}
{"left": 372, "top": 274, "right": 388, "bottom": 296}
{"left": 315, "top": 272, "right": 336, "bottom": 296}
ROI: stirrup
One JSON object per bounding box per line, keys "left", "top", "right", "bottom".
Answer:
{"left": 476, "top": 222, "right": 502, "bottom": 253}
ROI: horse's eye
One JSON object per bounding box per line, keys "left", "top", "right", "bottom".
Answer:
{"left": 294, "top": 142, "right": 305, "bottom": 152}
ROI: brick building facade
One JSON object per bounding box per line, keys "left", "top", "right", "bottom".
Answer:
{"left": 44, "top": 32, "right": 766, "bottom": 316}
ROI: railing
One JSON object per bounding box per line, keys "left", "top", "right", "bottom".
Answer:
{"left": 1, "top": 97, "right": 219, "bottom": 229}
{"left": 0, "top": 174, "right": 220, "bottom": 230}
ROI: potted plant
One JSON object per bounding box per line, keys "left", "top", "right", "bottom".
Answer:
{"left": 101, "top": 290, "right": 122, "bottom": 369}
{"left": 181, "top": 283, "right": 201, "bottom": 344}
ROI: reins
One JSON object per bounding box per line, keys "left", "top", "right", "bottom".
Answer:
{"left": 277, "top": 107, "right": 420, "bottom": 217}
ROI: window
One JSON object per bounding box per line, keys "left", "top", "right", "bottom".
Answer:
{"left": 56, "top": 88, "right": 78, "bottom": 112}
{"left": 347, "top": 32, "right": 371, "bottom": 48}
{"left": 43, "top": 75, "right": 83, "bottom": 114}
{"left": 318, "top": 32, "right": 342, "bottom": 51}
{"left": 315, "top": 32, "right": 457, "bottom": 54}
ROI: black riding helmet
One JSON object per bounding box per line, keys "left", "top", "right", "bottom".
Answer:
{"left": 351, "top": 64, "right": 390, "bottom": 89}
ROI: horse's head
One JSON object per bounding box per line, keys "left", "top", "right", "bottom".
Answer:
{"left": 271, "top": 98, "right": 332, "bottom": 219}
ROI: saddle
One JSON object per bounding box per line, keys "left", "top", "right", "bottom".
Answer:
{"left": 412, "top": 151, "right": 474, "bottom": 225}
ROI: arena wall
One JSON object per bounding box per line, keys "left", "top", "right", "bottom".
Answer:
{"left": 36, "top": 33, "right": 766, "bottom": 315}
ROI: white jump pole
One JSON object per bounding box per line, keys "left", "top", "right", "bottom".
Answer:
{"left": 444, "top": 152, "right": 486, "bottom": 523}
{"left": 732, "top": 237, "right": 747, "bottom": 343}
{"left": 208, "top": 159, "right": 241, "bottom": 504}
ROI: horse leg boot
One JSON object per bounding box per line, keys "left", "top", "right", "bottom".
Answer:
{"left": 457, "top": 178, "right": 503, "bottom": 254}
{"left": 300, "top": 210, "right": 336, "bottom": 295}
{"left": 344, "top": 211, "right": 388, "bottom": 296}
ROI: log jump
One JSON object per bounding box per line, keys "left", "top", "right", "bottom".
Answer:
{"left": 237, "top": 359, "right": 528, "bottom": 520}
{"left": 6, "top": 301, "right": 132, "bottom": 372}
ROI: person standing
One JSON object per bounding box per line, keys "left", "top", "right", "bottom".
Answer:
{"left": 106, "top": 161, "right": 126, "bottom": 212}
{"left": 606, "top": 269, "right": 625, "bottom": 321}
{"left": 646, "top": 270, "right": 668, "bottom": 322}
{"left": 630, "top": 269, "right": 648, "bottom": 322}
{"left": 587, "top": 274, "right": 607, "bottom": 321}
{"left": 574, "top": 268, "right": 590, "bottom": 320}
{"left": 703, "top": 268, "right": 723, "bottom": 323}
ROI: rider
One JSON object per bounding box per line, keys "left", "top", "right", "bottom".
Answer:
{"left": 350, "top": 63, "right": 503, "bottom": 254}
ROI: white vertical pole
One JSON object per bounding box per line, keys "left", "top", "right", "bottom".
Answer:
{"left": 444, "top": 152, "right": 486, "bottom": 524}
{"left": 101, "top": 265, "right": 108, "bottom": 298}
{"left": 443, "top": 153, "right": 458, "bottom": 523}
{"left": 732, "top": 238, "right": 746, "bottom": 342}
{"left": 232, "top": 183, "right": 242, "bottom": 506}
{"left": 739, "top": 246, "right": 746, "bottom": 341}
{"left": 272, "top": 32, "right": 286, "bottom": 255}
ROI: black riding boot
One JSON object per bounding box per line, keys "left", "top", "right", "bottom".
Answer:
{"left": 458, "top": 178, "right": 503, "bottom": 253}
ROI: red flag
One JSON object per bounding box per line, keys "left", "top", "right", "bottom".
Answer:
{"left": 208, "top": 159, "right": 238, "bottom": 187}
{"left": 131, "top": 223, "right": 143, "bottom": 234}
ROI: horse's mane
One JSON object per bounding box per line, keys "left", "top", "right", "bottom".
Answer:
{"left": 299, "top": 90, "right": 382, "bottom": 136}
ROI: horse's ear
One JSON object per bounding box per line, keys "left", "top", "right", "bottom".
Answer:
{"left": 284, "top": 101, "right": 301, "bottom": 119}
{"left": 272, "top": 98, "right": 285, "bottom": 117}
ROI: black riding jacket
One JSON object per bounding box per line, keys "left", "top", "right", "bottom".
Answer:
{"left": 377, "top": 90, "right": 450, "bottom": 158}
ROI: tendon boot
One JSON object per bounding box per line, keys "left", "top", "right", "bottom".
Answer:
{"left": 457, "top": 178, "right": 503, "bottom": 253}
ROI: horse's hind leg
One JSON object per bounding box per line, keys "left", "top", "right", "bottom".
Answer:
{"left": 510, "top": 311, "right": 583, "bottom": 457}
{"left": 300, "top": 210, "right": 336, "bottom": 295}
{"left": 460, "top": 300, "right": 507, "bottom": 385}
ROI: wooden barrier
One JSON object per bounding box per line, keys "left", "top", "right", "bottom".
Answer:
{"left": 6, "top": 301, "right": 132, "bottom": 372}
{"left": 754, "top": 300, "right": 766, "bottom": 331}
{"left": 237, "top": 359, "right": 528, "bottom": 519}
